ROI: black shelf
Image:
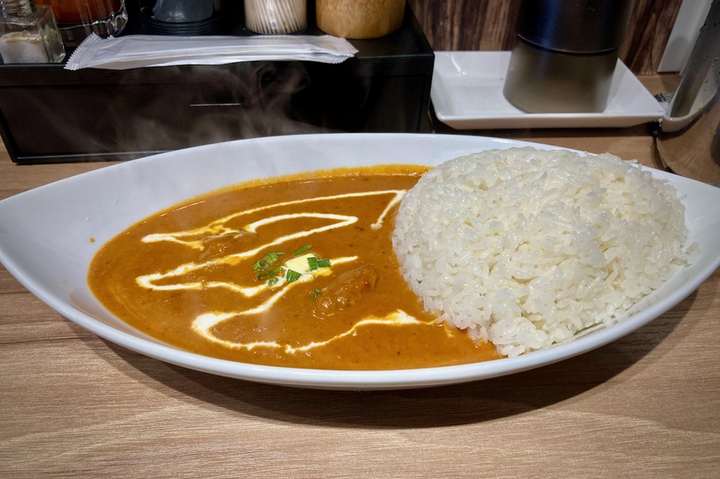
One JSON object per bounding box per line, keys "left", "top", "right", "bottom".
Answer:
{"left": 0, "top": 3, "right": 433, "bottom": 163}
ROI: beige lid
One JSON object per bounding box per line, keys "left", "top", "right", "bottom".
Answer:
{"left": 316, "top": 0, "right": 405, "bottom": 39}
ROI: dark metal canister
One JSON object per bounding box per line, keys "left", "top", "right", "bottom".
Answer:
{"left": 503, "top": 0, "right": 635, "bottom": 113}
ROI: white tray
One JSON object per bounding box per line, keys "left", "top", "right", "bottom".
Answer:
{"left": 431, "top": 51, "right": 666, "bottom": 130}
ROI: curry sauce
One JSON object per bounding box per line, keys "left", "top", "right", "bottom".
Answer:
{"left": 88, "top": 166, "right": 501, "bottom": 370}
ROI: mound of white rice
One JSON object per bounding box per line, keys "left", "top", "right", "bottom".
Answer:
{"left": 392, "top": 147, "right": 699, "bottom": 357}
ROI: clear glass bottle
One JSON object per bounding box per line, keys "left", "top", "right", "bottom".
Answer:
{"left": 0, "top": 0, "right": 65, "bottom": 63}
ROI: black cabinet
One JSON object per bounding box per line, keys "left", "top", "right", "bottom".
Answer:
{"left": 0, "top": 5, "right": 433, "bottom": 163}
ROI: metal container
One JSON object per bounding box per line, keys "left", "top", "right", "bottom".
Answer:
{"left": 655, "top": 0, "right": 720, "bottom": 186}
{"left": 503, "top": 0, "right": 635, "bottom": 113}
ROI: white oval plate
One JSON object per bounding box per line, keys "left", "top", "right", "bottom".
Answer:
{"left": 1, "top": 134, "right": 719, "bottom": 390}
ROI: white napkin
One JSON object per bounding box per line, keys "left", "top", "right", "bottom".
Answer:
{"left": 65, "top": 33, "right": 358, "bottom": 70}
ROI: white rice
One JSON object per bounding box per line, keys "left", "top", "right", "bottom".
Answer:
{"left": 392, "top": 147, "right": 699, "bottom": 357}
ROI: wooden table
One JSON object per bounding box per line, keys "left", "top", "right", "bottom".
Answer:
{"left": 2, "top": 77, "right": 719, "bottom": 478}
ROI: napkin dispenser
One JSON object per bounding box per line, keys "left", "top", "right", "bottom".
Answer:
{"left": 0, "top": 4, "right": 433, "bottom": 164}
{"left": 503, "top": 0, "right": 635, "bottom": 113}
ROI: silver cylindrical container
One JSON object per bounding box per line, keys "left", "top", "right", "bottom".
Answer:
{"left": 656, "top": 0, "right": 720, "bottom": 186}
{"left": 503, "top": 0, "right": 635, "bottom": 113}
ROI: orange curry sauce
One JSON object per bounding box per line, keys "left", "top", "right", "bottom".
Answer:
{"left": 88, "top": 166, "right": 501, "bottom": 370}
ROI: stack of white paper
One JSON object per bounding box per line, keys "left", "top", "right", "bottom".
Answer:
{"left": 65, "top": 33, "right": 358, "bottom": 70}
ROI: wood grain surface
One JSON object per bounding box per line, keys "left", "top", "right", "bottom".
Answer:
{"left": 618, "top": 0, "right": 684, "bottom": 75}
{"left": 408, "top": 0, "right": 684, "bottom": 74}
{"left": 1, "top": 77, "right": 719, "bottom": 478}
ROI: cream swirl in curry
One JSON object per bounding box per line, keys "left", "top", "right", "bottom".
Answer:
{"left": 88, "top": 166, "right": 500, "bottom": 369}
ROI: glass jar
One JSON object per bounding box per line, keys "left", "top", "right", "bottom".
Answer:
{"left": 36, "top": 0, "right": 127, "bottom": 47}
{"left": 244, "top": 0, "right": 307, "bottom": 34}
{"left": 0, "top": 0, "right": 65, "bottom": 63}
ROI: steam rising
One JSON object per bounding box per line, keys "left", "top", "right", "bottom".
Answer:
{"left": 19, "top": 61, "right": 330, "bottom": 161}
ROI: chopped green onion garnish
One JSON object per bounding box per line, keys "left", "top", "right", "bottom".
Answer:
{"left": 272, "top": 267, "right": 283, "bottom": 275}
{"left": 310, "top": 287, "right": 322, "bottom": 301}
{"left": 307, "top": 257, "right": 319, "bottom": 271}
{"left": 292, "top": 245, "right": 312, "bottom": 256}
{"left": 308, "top": 257, "right": 330, "bottom": 271}
{"left": 268, "top": 276, "right": 278, "bottom": 287}
{"left": 253, "top": 259, "right": 269, "bottom": 271}
{"left": 263, "top": 252, "right": 280, "bottom": 265}
{"left": 256, "top": 271, "right": 268, "bottom": 280}
{"left": 286, "top": 269, "right": 302, "bottom": 283}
